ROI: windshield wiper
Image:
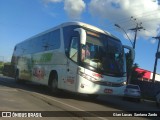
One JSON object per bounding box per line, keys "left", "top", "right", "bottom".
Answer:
{"left": 104, "top": 71, "right": 126, "bottom": 77}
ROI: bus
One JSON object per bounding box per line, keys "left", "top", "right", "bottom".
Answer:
{"left": 11, "top": 21, "right": 134, "bottom": 98}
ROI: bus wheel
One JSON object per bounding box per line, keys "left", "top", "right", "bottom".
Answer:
{"left": 15, "top": 70, "right": 20, "bottom": 83}
{"left": 49, "top": 72, "right": 58, "bottom": 93}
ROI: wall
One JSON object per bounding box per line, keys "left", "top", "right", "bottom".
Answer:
{"left": 132, "top": 80, "right": 160, "bottom": 100}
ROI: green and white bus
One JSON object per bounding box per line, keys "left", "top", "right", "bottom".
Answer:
{"left": 11, "top": 21, "right": 134, "bottom": 97}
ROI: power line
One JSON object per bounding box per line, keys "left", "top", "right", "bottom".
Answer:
{"left": 103, "top": 10, "right": 160, "bottom": 39}
{"left": 143, "top": 29, "right": 157, "bottom": 36}
{"left": 105, "top": 8, "right": 160, "bottom": 29}
{"left": 106, "top": 9, "right": 160, "bottom": 27}
{"left": 112, "top": 8, "right": 160, "bottom": 24}
{"left": 107, "top": 15, "right": 159, "bottom": 33}
{"left": 130, "top": 8, "right": 160, "bottom": 18}
{"left": 129, "top": 17, "right": 145, "bottom": 49}
{"left": 141, "top": 17, "right": 160, "bottom": 23}
{"left": 115, "top": 24, "right": 133, "bottom": 46}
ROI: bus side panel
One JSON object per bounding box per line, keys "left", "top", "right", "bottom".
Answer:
{"left": 31, "top": 51, "right": 67, "bottom": 87}
{"left": 18, "top": 54, "right": 32, "bottom": 81}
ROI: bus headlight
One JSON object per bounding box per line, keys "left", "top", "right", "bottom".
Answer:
{"left": 122, "top": 81, "right": 127, "bottom": 85}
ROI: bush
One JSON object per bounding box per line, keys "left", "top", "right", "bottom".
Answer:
{"left": 2, "top": 64, "right": 15, "bottom": 77}
{"left": 0, "top": 66, "right": 3, "bottom": 74}
{"left": 0, "top": 62, "right": 4, "bottom": 74}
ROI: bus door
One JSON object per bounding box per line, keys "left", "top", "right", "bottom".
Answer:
{"left": 65, "top": 36, "right": 79, "bottom": 92}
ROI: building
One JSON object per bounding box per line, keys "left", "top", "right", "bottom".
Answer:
{"left": 135, "top": 68, "right": 160, "bottom": 82}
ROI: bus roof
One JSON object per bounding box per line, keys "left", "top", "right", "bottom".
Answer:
{"left": 16, "top": 21, "right": 119, "bottom": 46}
{"left": 61, "top": 21, "right": 119, "bottom": 39}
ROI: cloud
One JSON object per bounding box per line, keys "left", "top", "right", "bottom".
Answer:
{"left": 43, "top": 0, "right": 62, "bottom": 4}
{"left": 150, "top": 39, "right": 157, "bottom": 44}
{"left": 64, "top": 0, "right": 86, "bottom": 20}
{"left": 123, "top": 31, "right": 135, "bottom": 42}
{"left": 89, "top": 0, "right": 160, "bottom": 43}
{"left": 43, "top": 0, "right": 86, "bottom": 20}
{"left": 43, "top": 0, "right": 160, "bottom": 43}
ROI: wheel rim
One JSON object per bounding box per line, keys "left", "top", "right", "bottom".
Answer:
{"left": 15, "top": 72, "right": 19, "bottom": 81}
{"left": 51, "top": 78, "right": 58, "bottom": 92}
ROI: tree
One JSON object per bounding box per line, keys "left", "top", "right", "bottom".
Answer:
{"left": 0, "top": 61, "right": 4, "bottom": 74}
{"left": 131, "top": 63, "right": 146, "bottom": 83}
{"left": 126, "top": 52, "right": 145, "bottom": 83}
{"left": 125, "top": 51, "right": 133, "bottom": 83}
{"left": 130, "top": 63, "right": 139, "bottom": 82}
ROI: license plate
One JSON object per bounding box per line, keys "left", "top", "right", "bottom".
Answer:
{"left": 104, "top": 89, "right": 113, "bottom": 94}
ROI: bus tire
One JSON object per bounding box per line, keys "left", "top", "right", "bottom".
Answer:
{"left": 15, "top": 70, "right": 21, "bottom": 83}
{"left": 49, "top": 71, "right": 58, "bottom": 93}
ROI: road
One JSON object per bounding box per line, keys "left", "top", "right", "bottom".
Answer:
{"left": 0, "top": 74, "right": 159, "bottom": 120}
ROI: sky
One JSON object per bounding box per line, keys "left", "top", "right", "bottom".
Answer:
{"left": 0, "top": 0, "right": 160, "bottom": 73}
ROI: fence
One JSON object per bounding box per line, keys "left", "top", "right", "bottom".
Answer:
{"left": 2, "top": 64, "right": 15, "bottom": 77}
{"left": 132, "top": 80, "right": 160, "bottom": 100}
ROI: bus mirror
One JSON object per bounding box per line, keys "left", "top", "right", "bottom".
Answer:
{"left": 74, "top": 28, "right": 86, "bottom": 45}
{"left": 123, "top": 45, "right": 135, "bottom": 61}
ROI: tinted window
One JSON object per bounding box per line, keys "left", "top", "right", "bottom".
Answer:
{"left": 63, "top": 25, "right": 79, "bottom": 55}
{"left": 30, "top": 29, "right": 61, "bottom": 53}
{"left": 15, "top": 43, "right": 28, "bottom": 55}
{"left": 23, "top": 40, "right": 32, "bottom": 54}
{"left": 30, "top": 36, "right": 43, "bottom": 53}
{"left": 47, "top": 29, "right": 61, "bottom": 50}
{"left": 80, "top": 31, "right": 125, "bottom": 77}
{"left": 69, "top": 37, "right": 78, "bottom": 62}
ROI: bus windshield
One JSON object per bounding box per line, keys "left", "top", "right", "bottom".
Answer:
{"left": 81, "top": 31, "right": 126, "bottom": 77}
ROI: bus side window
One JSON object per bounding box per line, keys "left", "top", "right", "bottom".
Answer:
{"left": 69, "top": 37, "right": 78, "bottom": 62}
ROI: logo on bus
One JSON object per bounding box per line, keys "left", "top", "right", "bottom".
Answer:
{"left": 65, "top": 76, "right": 75, "bottom": 84}
{"left": 33, "top": 66, "right": 45, "bottom": 79}
{"left": 104, "top": 88, "right": 113, "bottom": 94}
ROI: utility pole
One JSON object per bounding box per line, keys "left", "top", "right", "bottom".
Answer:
{"left": 152, "top": 36, "right": 160, "bottom": 83}
{"left": 129, "top": 23, "right": 143, "bottom": 49}
{"left": 127, "top": 18, "right": 144, "bottom": 84}
{"left": 115, "top": 17, "right": 144, "bottom": 84}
